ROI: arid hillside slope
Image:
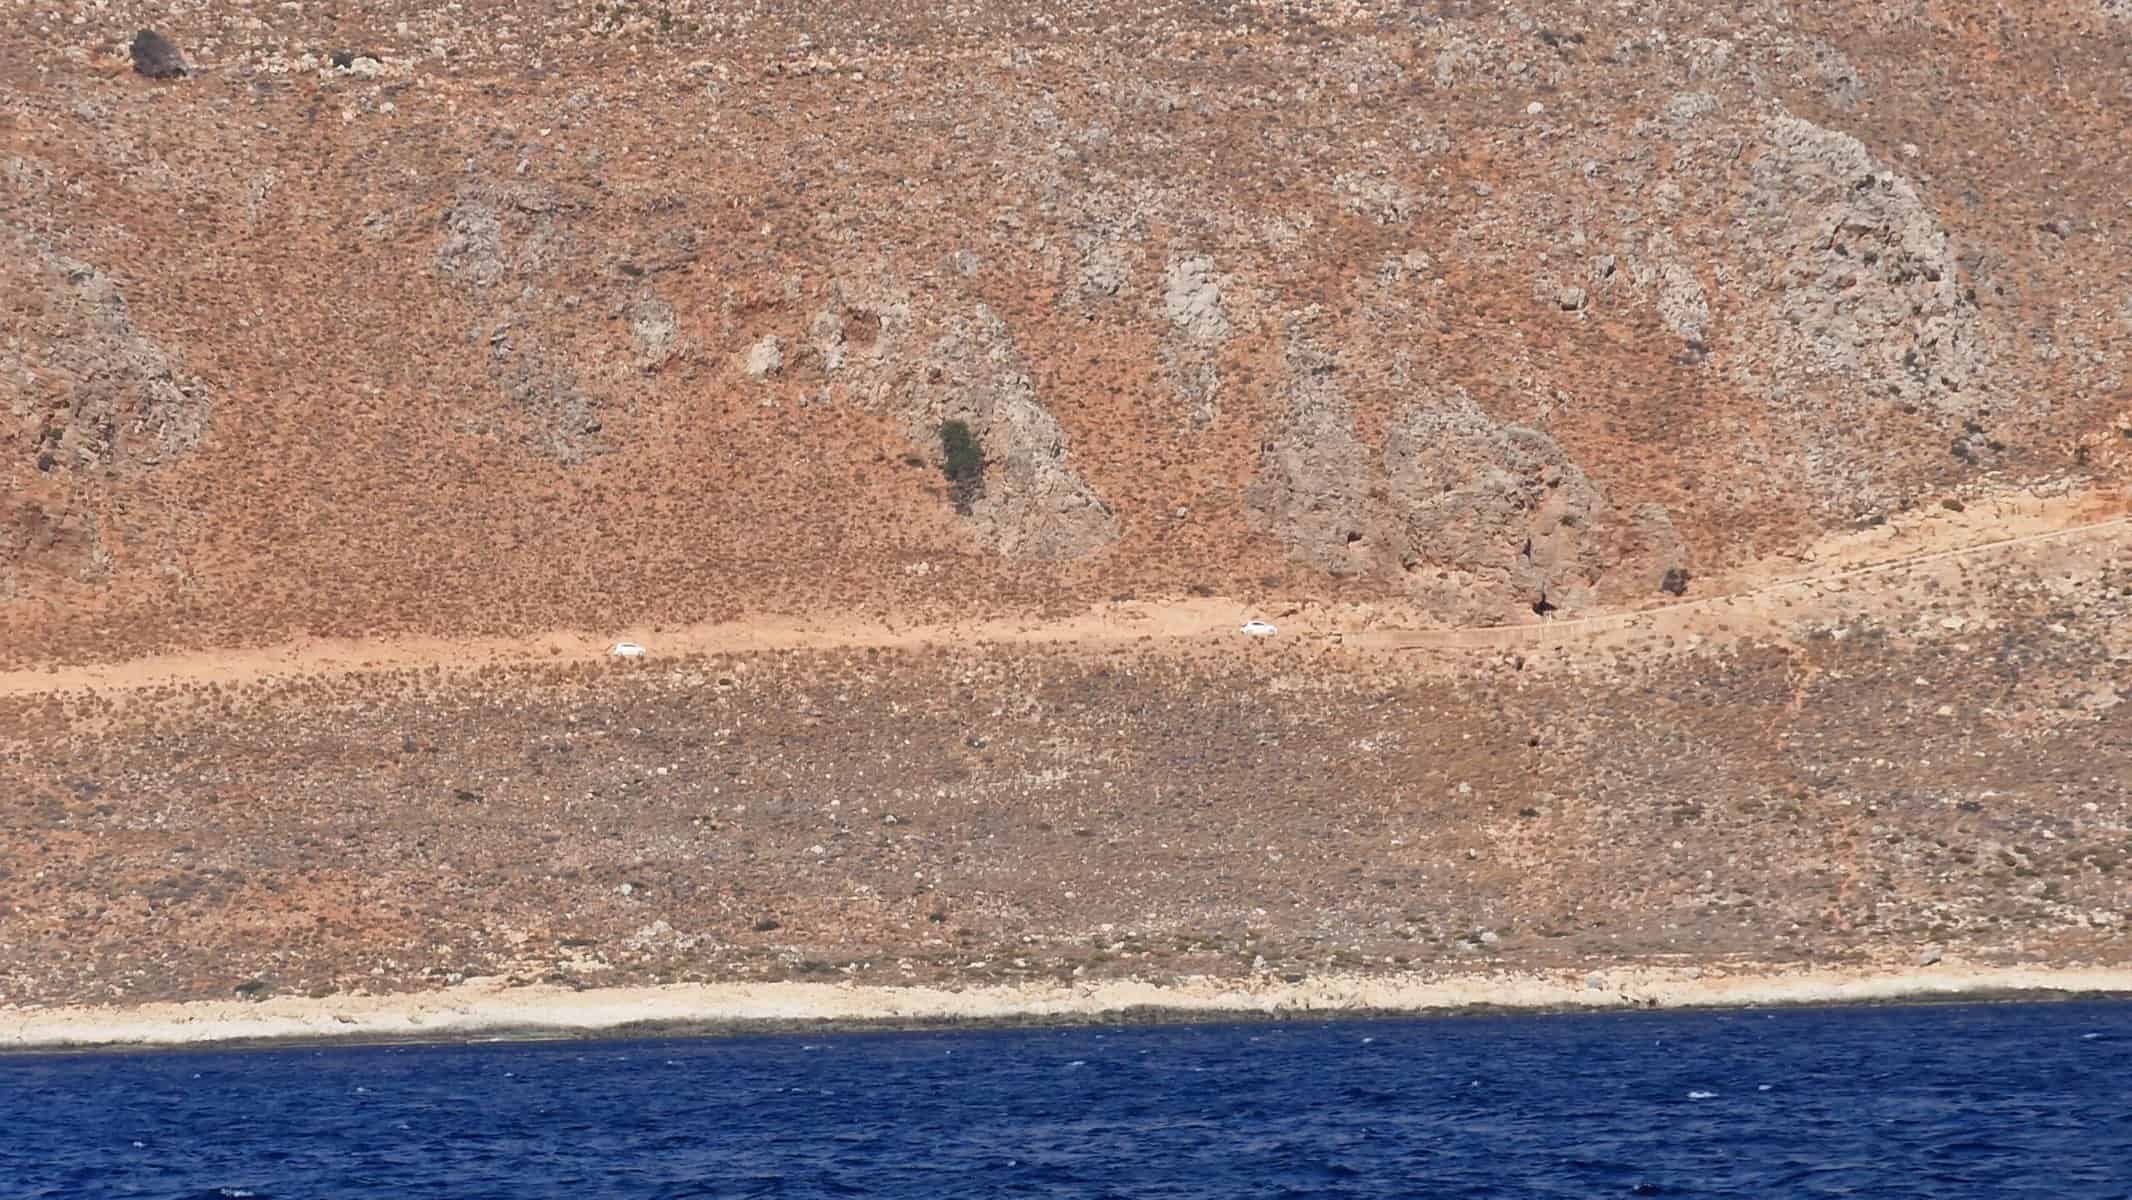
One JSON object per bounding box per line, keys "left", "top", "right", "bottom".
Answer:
{"left": 3, "top": 512, "right": 2127, "bottom": 1007}
{"left": 5, "top": 0, "right": 2131, "bottom": 665}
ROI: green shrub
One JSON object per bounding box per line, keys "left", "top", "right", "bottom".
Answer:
{"left": 938, "top": 420, "right": 985, "bottom": 513}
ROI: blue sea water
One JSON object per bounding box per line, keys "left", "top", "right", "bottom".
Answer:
{"left": 2, "top": 1000, "right": 2127, "bottom": 1199}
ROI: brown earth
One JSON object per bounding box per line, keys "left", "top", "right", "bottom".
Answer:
{"left": 2, "top": 493, "right": 2126, "bottom": 1007}
{"left": 3, "top": 1, "right": 2132, "bottom": 1012}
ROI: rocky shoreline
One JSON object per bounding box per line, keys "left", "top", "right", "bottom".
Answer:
{"left": 6, "top": 963, "right": 2128, "bottom": 1054}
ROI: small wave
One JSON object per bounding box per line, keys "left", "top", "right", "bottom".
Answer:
{"left": 1687, "top": 1091, "right": 1717, "bottom": 1100}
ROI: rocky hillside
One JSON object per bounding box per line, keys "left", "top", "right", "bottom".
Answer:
{"left": 4, "top": 518, "right": 2126, "bottom": 1006}
{"left": 5, "top": 0, "right": 2131, "bottom": 661}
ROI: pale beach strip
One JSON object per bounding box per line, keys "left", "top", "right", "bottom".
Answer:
{"left": 5, "top": 963, "right": 2128, "bottom": 1053}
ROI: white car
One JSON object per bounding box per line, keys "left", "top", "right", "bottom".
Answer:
{"left": 608, "top": 641, "right": 648, "bottom": 658}
{"left": 1238, "top": 619, "right": 1278, "bottom": 637}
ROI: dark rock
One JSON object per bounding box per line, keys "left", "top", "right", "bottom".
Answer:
{"left": 1661, "top": 567, "right": 1691, "bottom": 596}
{"left": 130, "top": 30, "right": 188, "bottom": 79}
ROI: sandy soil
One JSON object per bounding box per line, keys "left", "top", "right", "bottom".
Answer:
{"left": 5, "top": 962, "right": 2128, "bottom": 1052}
{"left": 3, "top": 486, "right": 2120, "bottom": 701}
{"left": 5, "top": 479, "right": 2125, "bottom": 1014}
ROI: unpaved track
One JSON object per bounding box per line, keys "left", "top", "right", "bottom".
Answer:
{"left": 3, "top": 489, "right": 2124, "bottom": 699}
{"left": 1357, "top": 508, "right": 2131, "bottom": 653}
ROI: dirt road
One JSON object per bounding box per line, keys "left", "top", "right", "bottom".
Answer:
{"left": 3, "top": 487, "right": 2122, "bottom": 699}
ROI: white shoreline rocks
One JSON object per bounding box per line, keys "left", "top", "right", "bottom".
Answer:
{"left": 5, "top": 963, "right": 2126, "bottom": 1053}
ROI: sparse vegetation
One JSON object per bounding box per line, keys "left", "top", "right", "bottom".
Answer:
{"left": 939, "top": 420, "right": 985, "bottom": 514}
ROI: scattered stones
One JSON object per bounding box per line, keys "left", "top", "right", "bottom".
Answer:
{"left": 330, "top": 50, "right": 383, "bottom": 77}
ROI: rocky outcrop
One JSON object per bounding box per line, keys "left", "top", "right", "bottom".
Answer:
{"left": 1737, "top": 114, "right": 1988, "bottom": 419}
{"left": 920, "top": 307, "right": 1118, "bottom": 562}
{"left": 1380, "top": 390, "right": 1611, "bottom": 614}
{"left": 1160, "top": 253, "right": 1231, "bottom": 429}
{"left": 1244, "top": 330, "right": 1369, "bottom": 576}
{"left": 1250, "top": 331, "right": 1686, "bottom": 616}
{"left": 628, "top": 297, "right": 681, "bottom": 371}
{"left": 2, "top": 222, "right": 210, "bottom": 475}
{"left": 801, "top": 278, "right": 1116, "bottom": 561}
{"left": 434, "top": 184, "right": 604, "bottom": 463}
{"left": 1074, "top": 225, "right": 1136, "bottom": 301}
{"left": 0, "top": 223, "right": 205, "bottom": 595}
{"left": 5, "top": 0, "right": 2128, "bottom": 657}
{"left": 1616, "top": 100, "right": 1998, "bottom": 516}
